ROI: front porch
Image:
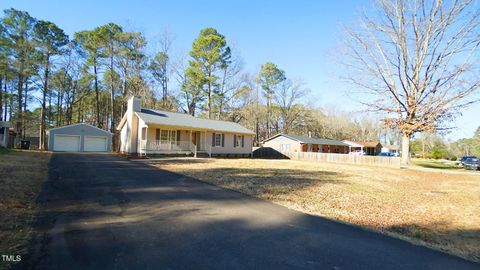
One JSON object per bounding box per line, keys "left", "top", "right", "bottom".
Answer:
{"left": 138, "top": 125, "right": 212, "bottom": 157}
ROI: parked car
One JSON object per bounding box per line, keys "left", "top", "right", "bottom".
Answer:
{"left": 464, "top": 158, "right": 480, "bottom": 170}
{"left": 378, "top": 152, "right": 395, "bottom": 157}
{"left": 460, "top": 156, "right": 477, "bottom": 166}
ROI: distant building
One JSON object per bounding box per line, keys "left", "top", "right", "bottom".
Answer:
{"left": 381, "top": 145, "right": 400, "bottom": 156}
{"left": 262, "top": 133, "right": 349, "bottom": 154}
{"left": 343, "top": 140, "right": 383, "bottom": 156}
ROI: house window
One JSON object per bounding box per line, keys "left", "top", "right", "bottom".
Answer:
{"left": 141, "top": 127, "right": 147, "bottom": 140}
{"left": 213, "top": 133, "right": 224, "bottom": 147}
{"left": 160, "top": 130, "right": 169, "bottom": 144}
{"left": 234, "top": 135, "right": 244, "bottom": 147}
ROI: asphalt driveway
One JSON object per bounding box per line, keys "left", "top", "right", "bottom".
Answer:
{"left": 18, "top": 153, "right": 479, "bottom": 270}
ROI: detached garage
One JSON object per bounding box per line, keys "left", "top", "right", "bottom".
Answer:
{"left": 48, "top": 123, "right": 112, "bottom": 152}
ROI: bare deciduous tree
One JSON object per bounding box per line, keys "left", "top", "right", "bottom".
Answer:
{"left": 274, "top": 79, "right": 309, "bottom": 133}
{"left": 343, "top": 0, "right": 480, "bottom": 164}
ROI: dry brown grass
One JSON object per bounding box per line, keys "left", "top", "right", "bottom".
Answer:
{"left": 0, "top": 149, "right": 51, "bottom": 269}
{"left": 150, "top": 158, "right": 480, "bottom": 262}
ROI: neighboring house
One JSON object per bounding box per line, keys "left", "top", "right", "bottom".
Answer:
{"left": 117, "top": 97, "right": 255, "bottom": 157}
{"left": 343, "top": 140, "right": 365, "bottom": 155}
{"left": 48, "top": 123, "right": 113, "bottom": 152}
{"left": 382, "top": 145, "right": 400, "bottom": 156}
{"left": 262, "top": 133, "right": 349, "bottom": 154}
{"left": 344, "top": 140, "right": 382, "bottom": 156}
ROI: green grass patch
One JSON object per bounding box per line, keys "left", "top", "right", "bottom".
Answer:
{"left": 0, "top": 147, "right": 12, "bottom": 155}
{"left": 411, "top": 158, "right": 461, "bottom": 170}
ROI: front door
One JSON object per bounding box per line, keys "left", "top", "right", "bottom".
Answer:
{"left": 195, "top": 132, "right": 200, "bottom": 150}
{"left": 191, "top": 131, "right": 201, "bottom": 150}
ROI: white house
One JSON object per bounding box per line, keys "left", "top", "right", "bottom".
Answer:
{"left": 117, "top": 97, "right": 255, "bottom": 157}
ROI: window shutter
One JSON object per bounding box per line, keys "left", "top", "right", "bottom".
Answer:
{"left": 221, "top": 134, "right": 225, "bottom": 147}
{"left": 176, "top": 131, "right": 180, "bottom": 145}
{"left": 155, "top": 129, "right": 160, "bottom": 141}
{"left": 241, "top": 136, "right": 244, "bottom": 147}
{"left": 212, "top": 133, "right": 215, "bottom": 146}
{"left": 234, "top": 135, "right": 237, "bottom": 147}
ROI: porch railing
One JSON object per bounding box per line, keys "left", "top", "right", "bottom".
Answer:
{"left": 138, "top": 140, "right": 211, "bottom": 156}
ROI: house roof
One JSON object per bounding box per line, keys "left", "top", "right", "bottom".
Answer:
{"left": 47, "top": 123, "right": 113, "bottom": 134}
{"left": 383, "top": 144, "right": 399, "bottom": 149}
{"left": 343, "top": 140, "right": 364, "bottom": 147}
{"left": 264, "top": 133, "right": 348, "bottom": 146}
{"left": 356, "top": 141, "right": 382, "bottom": 148}
{"left": 134, "top": 109, "right": 255, "bottom": 135}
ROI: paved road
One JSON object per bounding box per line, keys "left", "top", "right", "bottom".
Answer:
{"left": 18, "top": 153, "right": 479, "bottom": 270}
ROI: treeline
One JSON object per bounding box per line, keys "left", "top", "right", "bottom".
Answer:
{"left": 0, "top": 8, "right": 384, "bottom": 150}
{"left": 410, "top": 127, "right": 480, "bottom": 160}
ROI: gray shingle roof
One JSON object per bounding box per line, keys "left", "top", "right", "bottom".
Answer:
{"left": 267, "top": 134, "right": 348, "bottom": 146}
{"left": 136, "top": 109, "right": 255, "bottom": 135}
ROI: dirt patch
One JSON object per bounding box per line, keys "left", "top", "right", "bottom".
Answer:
{"left": 0, "top": 150, "right": 51, "bottom": 270}
{"left": 150, "top": 158, "right": 480, "bottom": 262}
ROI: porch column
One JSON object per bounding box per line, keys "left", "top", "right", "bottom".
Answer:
{"left": 205, "top": 130, "right": 210, "bottom": 158}
{"left": 145, "top": 126, "right": 148, "bottom": 156}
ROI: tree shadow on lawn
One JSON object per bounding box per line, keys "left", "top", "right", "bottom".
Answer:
{"left": 172, "top": 166, "right": 348, "bottom": 198}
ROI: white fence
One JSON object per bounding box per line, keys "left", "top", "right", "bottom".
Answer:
{"left": 280, "top": 151, "right": 401, "bottom": 167}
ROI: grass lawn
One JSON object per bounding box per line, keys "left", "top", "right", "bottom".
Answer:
{"left": 0, "top": 149, "right": 51, "bottom": 270}
{"left": 411, "top": 158, "right": 462, "bottom": 170}
{"left": 151, "top": 158, "right": 480, "bottom": 262}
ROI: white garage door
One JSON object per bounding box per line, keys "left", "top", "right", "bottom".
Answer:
{"left": 84, "top": 136, "right": 107, "bottom": 152}
{"left": 54, "top": 135, "right": 80, "bottom": 152}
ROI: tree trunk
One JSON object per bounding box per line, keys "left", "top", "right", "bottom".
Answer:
{"left": 48, "top": 89, "right": 52, "bottom": 128}
{"left": 3, "top": 78, "right": 7, "bottom": 122}
{"left": 40, "top": 56, "right": 49, "bottom": 150}
{"left": 56, "top": 89, "right": 60, "bottom": 126}
{"left": 16, "top": 74, "right": 23, "bottom": 143}
{"left": 77, "top": 98, "right": 81, "bottom": 123}
{"left": 401, "top": 134, "right": 410, "bottom": 166}
{"left": 59, "top": 90, "right": 64, "bottom": 125}
{"left": 110, "top": 56, "right": 115, "bottom": 134}
{"left": 266, "top": 97, "right": 271, "bottom": 138}
{"left": 163, "top": 75, "right": 167, "bottom": 108}
{"left": 94, "top": 57, "right": 100, "bottom": 127}
{"left": 207, "top": 82, "right": 211, "bottom": 119}
{"left": 23, "top": 80, "right": 28, "bottom": 139}
{"left": 0, "top": 76, "right": 3, "bottom": 121}
{"left": 121, "top": 66, "right": 128, "bottom": 116}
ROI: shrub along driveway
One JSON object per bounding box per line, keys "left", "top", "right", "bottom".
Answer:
{"left": 18, "top": 153, "right": 479, "bottom": 270}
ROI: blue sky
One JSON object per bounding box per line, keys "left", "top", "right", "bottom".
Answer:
{"left": 1, "top": 0, "right": 479, "bottom": 140}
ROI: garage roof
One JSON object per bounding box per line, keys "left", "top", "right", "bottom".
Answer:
{"left": 47, "top": 123, "right": 113, "bottom": 134}
{"left": 135, "top": 109, "right": 255, "bottom": 135}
